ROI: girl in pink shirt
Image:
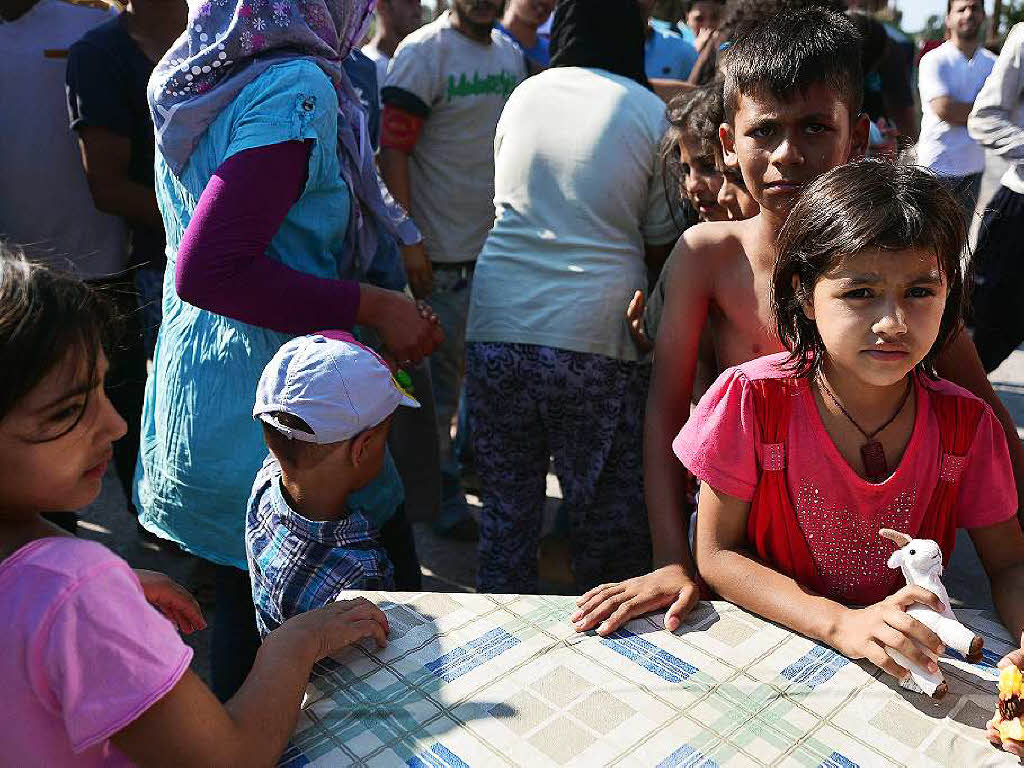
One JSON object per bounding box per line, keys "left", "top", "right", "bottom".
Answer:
{"left": 0, "top": 248, "right": 390, "bottom": 766}
{"left": 679, "top": 161, "right": 1024, "bottom": 698}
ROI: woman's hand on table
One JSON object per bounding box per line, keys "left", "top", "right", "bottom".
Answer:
{"left": 571, "top": 564, "right": 700, "bottom": 636}
{"left": 358, "top": 284, "right": 443, "bottom": 364}
{"left": 134, "top": 569, "right": 207, "bottom": 634}
{"left": 827, "top": 586, "right": 945, "bottom": 683}
{"left": 285, "top": 597, "right": 390, "bottom": 662}
{"left": 988, "top": 634, "right": 1024, "bottom": 757}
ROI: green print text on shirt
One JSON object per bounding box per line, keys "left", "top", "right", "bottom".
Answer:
{"left": 447, "top": 70, "right": 519, "bottom": 101}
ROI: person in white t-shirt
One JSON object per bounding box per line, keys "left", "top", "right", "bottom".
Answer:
{"left": 917, "top": 0, "right": 995, "bottom": 218}
{"left": 361, "top": 0, "right": 422, "bottom": 100}
{"left": 464, "top": 0, "right": 682, "bottom": 594}
{"left": 0, "top": 0, "right": 125, "bottom": 280}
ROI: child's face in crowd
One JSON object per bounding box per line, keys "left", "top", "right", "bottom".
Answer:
{"left": 0, "top": 350, "right": 126, "bottom": 516}
{"left": 686, "top": 1, "right": 722, "bottom": 34}
{"left": 803, "top": 247, "right": 948, "bottom": 389}
{"left": 716, "top": 161, "right": 760, "bottom": 221}
{"left": 721, "top": 82, "right": 869, "bottom": 220}
{"left": 677, "top": 136, "right": 727, "bottom": 222}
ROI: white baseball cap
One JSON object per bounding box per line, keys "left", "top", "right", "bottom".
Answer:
{"left": 254, "top": 332, "right": 419, "bottom": 444}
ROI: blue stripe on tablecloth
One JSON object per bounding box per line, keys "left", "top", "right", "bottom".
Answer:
{"left": 600, "top": 629, "right": 699, "bottom": 683}
{"left": 425, "top": 627, "right": 520, "bottom": 683}
{"left": 278, "top": 743, "right": 311, "bottom": 767}
{"left": 818, "top": 751, "right": 858, "bottom": 768}
{"left": 655, "top": 743, "right": 719, "bottom": 767}
{"left": 781, "top": 645, "right": 849, "bottom": 689}
{"left": 408, "top": 743, "right": 470, "bottom": 767}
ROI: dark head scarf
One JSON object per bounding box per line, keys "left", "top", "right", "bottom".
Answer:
{"left": 548, "top": 0, "right": 650, "bottom": 90}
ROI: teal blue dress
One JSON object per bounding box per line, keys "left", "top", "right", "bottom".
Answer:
{"left": 136, "top": 59, "right": 402, "bottom": 569}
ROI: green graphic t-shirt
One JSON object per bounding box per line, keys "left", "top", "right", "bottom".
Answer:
{"left": 384, "top": 12, "right": 527, "bottom": 264}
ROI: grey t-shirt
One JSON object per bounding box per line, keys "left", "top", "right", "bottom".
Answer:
{"left": 383, "top": 12, "right": 526, "bottom": 264}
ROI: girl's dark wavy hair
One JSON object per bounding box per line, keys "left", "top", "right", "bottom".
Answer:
{"left": 772, "top": 160, "right": 968, "bottom": 379}
{"left": 661, "top": 81, "right": 725, "bottom": 227}
{"left": 0, "top": 244, "right": 117, "bottom": 432}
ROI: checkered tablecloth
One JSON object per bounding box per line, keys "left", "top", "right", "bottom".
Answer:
{"left": 282, "top": 592, "right": 1019, "bottom": 767}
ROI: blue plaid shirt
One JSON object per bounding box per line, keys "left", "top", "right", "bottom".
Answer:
{"left": 245, "top": 455, "right": 394, "bottom": 637}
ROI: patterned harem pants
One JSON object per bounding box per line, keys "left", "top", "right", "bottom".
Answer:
{"left": 465, "top": 341, "right": 653, "bottom": 593}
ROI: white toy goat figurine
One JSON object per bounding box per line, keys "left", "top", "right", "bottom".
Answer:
{"left": 878, "top": 528, "right": 984, "bottom": 698}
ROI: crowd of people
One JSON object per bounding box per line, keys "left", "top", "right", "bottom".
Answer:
{"left": 8, "top": 0, "right": 1024, "bottom": 763}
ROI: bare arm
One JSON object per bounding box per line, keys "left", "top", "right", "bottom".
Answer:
{"left": 379, "top": 145, "right": 432, "bottom": 298}
{"left": 970, "top": 520, "right": 1024, "bottom": 640}
{"left": 935, "top": 330, "right": 1024, "bottom": 523}
{"left": 76, "top": 127, "right": 163, "bottom": 229}
{"left": 644, "top": 232, "right": 714, "bottom": 568}
{"left": 112, "top": 599, "right": 388, "bottom": 767}
{"left": 929, "top": 97, "right": 973, "bottom": 126}
{"left": 649, "top": 78, "right": 694, "bottom": 103}
{"left": 696, "top": 484, "right": 945, "bottom": 681}
{"left": 969, "top": 26, "right": 1024, "bottom": 159}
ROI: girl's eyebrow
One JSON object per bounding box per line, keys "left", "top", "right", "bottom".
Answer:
{"left": 34, "top": 380, "right": 97, "bottom": 414}
{"left": 910, "top": 270, "right": 944, "bottom": 285}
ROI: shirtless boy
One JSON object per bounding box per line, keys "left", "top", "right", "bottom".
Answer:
{"left": 574, "top": 7, "right": 1024, "bottom": 636}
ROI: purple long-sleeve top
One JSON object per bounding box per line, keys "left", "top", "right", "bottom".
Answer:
{"left": 174, "top": 139, "right": 361, "bottom": 334}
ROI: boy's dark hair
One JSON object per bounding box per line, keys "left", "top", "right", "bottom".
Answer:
{"left": 0, "top": 244, "right": 116, "bottom": 431}
{"left": 720, "top": 7, "right": 864, "bottom": 120}
{"left": 772, "top": 160, "right": 967, "bottom": 379}
{"left": 260, "top": 411, "right": 335, "bottom": 468}
{"left": 661, "top": 82, "right": 725, "bottom": 223}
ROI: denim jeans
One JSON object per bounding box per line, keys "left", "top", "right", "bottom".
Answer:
{"left": 426, "top": 263, "right": 475, "bottom": 528}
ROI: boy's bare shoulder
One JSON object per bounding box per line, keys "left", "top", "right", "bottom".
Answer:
{"left": 679, "top": 219, "right": 750, "bottom": 252}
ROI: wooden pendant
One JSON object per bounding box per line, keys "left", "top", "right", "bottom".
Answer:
{"left": 861, "top": 440, "right": 888, "bottom": 483}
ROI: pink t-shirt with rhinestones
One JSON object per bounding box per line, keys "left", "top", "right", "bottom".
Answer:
{"left": 675, "top": 352, "right": 1016, "bottom": 605}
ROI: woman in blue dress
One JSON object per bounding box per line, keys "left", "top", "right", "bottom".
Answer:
{"left": 141, "top": 0, "right": 440, "bottom": 698}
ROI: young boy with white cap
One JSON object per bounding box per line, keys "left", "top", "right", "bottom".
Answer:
{"left": 246, "top": 331, "right": 420, "bottom": 637}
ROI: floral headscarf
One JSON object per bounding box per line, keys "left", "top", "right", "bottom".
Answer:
{"left": 149, "top": 0, "right": 418, "bottom": 276}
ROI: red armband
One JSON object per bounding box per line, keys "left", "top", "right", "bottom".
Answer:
{"left": 381, "top": 105, "right": 426, "bottom": 154}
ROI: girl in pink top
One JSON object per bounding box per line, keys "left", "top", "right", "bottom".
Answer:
{"left": 678, "top": 161, "right": 1024, "bottom": 703}
{"left": 0, "top": 248, "right": 390, "bottom": 766}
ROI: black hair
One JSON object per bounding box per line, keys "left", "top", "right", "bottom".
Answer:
{"left": 772, "top": 160, "right": 967, "bottom": 379}
{"left": 549, "top": 0, "right": 649, "bottom": 90}
{"left": 661, "top": 82, "right": 725, "bottom": 224}
{"left": 0, "top": 244, "right": 116, "bottom": 433}
{"left": 259, "top": 411, "right": 335, "bottom": 468}
{"left": 720, "top": 6, "right": 864, "bottom": 120}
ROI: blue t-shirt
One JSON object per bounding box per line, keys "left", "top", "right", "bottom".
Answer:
{"left": 644, "top": 23, "right": 697, "bottom": 81}
{"left": 495, "top": 23, "right": 549, "bottom": 67}
{"left": 136, "top": 59, "right": 404, "bottom": 568}
{"left": 246, "top": 455, "right": 394, "bottom": 638}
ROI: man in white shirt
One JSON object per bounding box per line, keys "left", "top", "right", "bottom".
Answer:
{"left": 0, "top": 0, "right": 125, "bottom": 279}
{"left": 917, "top": 0, "right": 995, "bottom": 218}
{"left": 361, "top": 0, "right": 422, "bottom": 100}
{"left": 968, "top": 22, "right": 1024, "bottom": 372}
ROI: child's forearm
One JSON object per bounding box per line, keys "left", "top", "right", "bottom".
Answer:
{"left": 644, "top": 370, "right": 697, "bottom": 571}
{"left": 991, "top": 564, "right": 1024, "bottom": 642}
{"left": 701, "top": 546, "right": 846, "bottom": 646}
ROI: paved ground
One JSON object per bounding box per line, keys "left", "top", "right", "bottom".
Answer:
{"left": 75, "top": 154, "right": 1024, "bottom": 685}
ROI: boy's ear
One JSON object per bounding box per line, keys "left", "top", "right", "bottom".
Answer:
{"left": 793, "top": 275, "right": 814, "bottom": 320}
{"left": 848, "top": 112, "right": 871, "bottom": 161}
{"left": 720, "top": 123, "right": 738, "bottom": 166}
{"left": 350, "top": 430, "right": 373, "bottom": 467}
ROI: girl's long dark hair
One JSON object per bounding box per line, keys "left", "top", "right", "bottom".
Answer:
{"left": 772, "top": 160, "right": 967, "bottom": 379}
{"left": 0, "top": 244, "right": 116, "bottom": 431}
